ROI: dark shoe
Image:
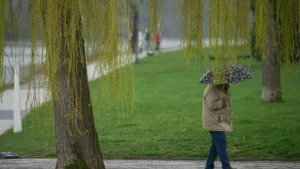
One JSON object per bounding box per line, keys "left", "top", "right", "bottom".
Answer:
{"left": 228, "top": 167, "right": 237, "bottom": 169}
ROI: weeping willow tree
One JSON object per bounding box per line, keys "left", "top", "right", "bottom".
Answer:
{"left": 180, "top": 0, "right": 300, "bottom": 103}
{"left": 0, "top": 0, "right": 162, "bottom": 168}
{"left": 254, "top": 0, "right": 300, "bottom": 103}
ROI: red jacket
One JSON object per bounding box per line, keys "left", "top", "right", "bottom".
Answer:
{"left": 155, "top": 33, "right": 161, "bottom": 43}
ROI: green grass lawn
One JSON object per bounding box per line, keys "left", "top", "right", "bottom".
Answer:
{"left": 0, "top": 50, "right": 300, "bottom": 159}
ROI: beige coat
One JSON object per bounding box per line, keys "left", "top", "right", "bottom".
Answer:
{"left": 202, "top": 84, "right": 232, "bottom": 132}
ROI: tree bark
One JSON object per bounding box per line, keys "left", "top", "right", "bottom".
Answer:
{"left": 262, "top": 58, "right": 281, "bottom": 103}
{"left": 131, "top": 2, "right": 139, "bottom": 64}
{"left": 261, "top": 0, "right": 282, "bottom": 103}
{"left": 47, "top": 1, "right": 105, "bottom": 169}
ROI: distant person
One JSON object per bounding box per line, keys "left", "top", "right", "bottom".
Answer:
{"left": 155, "top": 32, "right": 161, "bottom": 52}
{"left": 144, "top": 29, "right": 152, "bottom": 55}
{"left": 202, "top": 84, "right": 236, "bottom": 169}
{"left": 138, "top": 31, "right": 145, "bottom": 53}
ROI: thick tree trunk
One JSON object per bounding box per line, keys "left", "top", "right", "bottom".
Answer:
{"left": 262, "top": 59, "right": 281, "bottom": 103}
{"left": 48, "top": 1, "right": 105, "bottom": 169}
{"left": 261, "top": 1, "right": 282, "bottom": 103}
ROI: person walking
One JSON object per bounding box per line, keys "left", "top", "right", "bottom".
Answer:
{"left": 202, "top": 83, "right": 235, "bottom": 169}
{"left": 154, "top": 32, "right": 161, "bottom": 52}
{"left": 138, "top": 31, "right": 145, "bottom": 53}
{"left": 144, "top": 29, "right": 151, "bottom": 55}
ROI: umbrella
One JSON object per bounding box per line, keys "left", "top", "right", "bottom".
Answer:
{"left": 199, "top": 64, "right": 253, "bottom": 84}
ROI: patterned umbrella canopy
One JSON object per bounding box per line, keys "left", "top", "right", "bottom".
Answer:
{"left": 199, "top": 64, "right": 254, "bottom": 84}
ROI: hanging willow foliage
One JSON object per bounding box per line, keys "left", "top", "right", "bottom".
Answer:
{"left": 180, "top": 0, "right": 203, "bottom": 68}
{"left": 148, "top": 0, "right": 164, "bottom": 53}
{"left": 1, "top": 0, "right": 31, "bottom": 101}
{"left": 180, "top": 0, "right": 250, "bottom": 84}
{"left": 254, "top": 0, "right": 268, "bottom": 60}
{"left": 36, "top": 0, "right": 139, "bottom": 124}
{"left": 181, "top": 0, "right": 300, "bottom": 82}
{"left": 254, "top": 0, "right": 300, "bottom": 74}
{"left": 0, "top": 0, "right": 162, "bottom": 136}
{"left": 1, "top": 0, "right": 299, "bottom": 114}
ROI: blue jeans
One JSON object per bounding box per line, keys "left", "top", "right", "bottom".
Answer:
{"left": 205, "top": 131, "right": 231, "bottom": 169}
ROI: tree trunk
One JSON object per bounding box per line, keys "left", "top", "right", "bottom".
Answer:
{"left": 262, "top": 58, "right": 281, "bottom": 103}
{"left": 261, "top": 1, "right": 282, "bottom": 103}
{"left": 131, "top": 3, "right": 139, "bottom": 64}
{"left": 48, "top": 1, "right": 105, "bottom": 169}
